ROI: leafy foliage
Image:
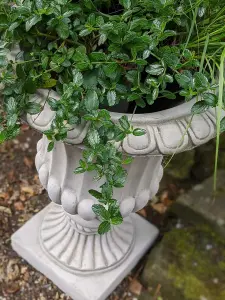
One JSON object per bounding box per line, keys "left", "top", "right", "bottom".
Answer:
{"left": 0, "top": 0, "right": 224, "bottom": 233}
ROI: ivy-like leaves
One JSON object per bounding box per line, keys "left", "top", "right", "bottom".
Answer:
{"left": 0, "top": 0, "right": 222, "bottom": 233}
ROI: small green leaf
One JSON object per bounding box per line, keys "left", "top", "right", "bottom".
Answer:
{"left": 146, "top": 94, "right": 155, "bottom": 105}
{"left": 202, "top": 93, "right": 217, "bottom": 107}
{"left": 26, "top": 102, "right": 41, "bottom": 115}
{"left": 98, "top": 33, "right": 107, "bottom": 45}
{"left": 128, "top": 94, "right": 140, "bottom": 102}
{"left": 102, "top": 183, "right": 113, "bottom": 200}
{"left": 160, "top": 90, "right": 176, "bottom": 99}
{"left": 7, "top": 114, "right": 17, "bottom": 127}
{"left": 56, "top": 21, "right": 70, "bottom": 39}
{"left": 85, "top": 90, "right": 99, "bottom": 111}
{"left": 136, "top": 59, "right": 147, "bottom": 66}
{"left": 120, "top": 0, "right": 131, "bottom": 9}
{"left": 198, "top": 7, "right": 206, "bottom": 17}
{"left": 98, "top": 221, "right": 111, "bottom": 234}
{"left": 63, "top": 10, "right": 76, "bottom": 18}
{"left": 0, "top": 56, "right": 7, "bottom": 67}
{"left": 146, "top": 64, "right": 164, "bottom": 76}
{"left": 160, "top": 48, "right": 179, "bottom": 67}
{"left": 113, "top": 168, "right": 127, "bottom": 187}
{"left": 152, "top": 87, "right": 159, "bottom": 101}
{"left": 35, "top": 0, "right": 43, "bottom": 9}
{"left": 47, "top": 141, "right": 55, "bottom": 152}
{"left": 47, "top": 97, "right": 58, "bottom": 110}
{"left": 0, "top": 131, "right": 6, "bottom": 143}
{"left": 87, "top": 129, "right": 100, "bottom": 147}
{"left": 119, "top": 115, "right": 130, "bottom": 131}
{"left": 135, "top": 98, "right": 146, "bottom": 108}
{"left": 126, "top": 70, "right": 138, "bottom": 84}
{"left": 42, "top": 79, "right": 57, "bottom": 88}
{"left": 73, "top": 70, "right": 83, "bottom": 86}
{"left": 79, "top": 159, "right": 86, "bottom": 169}
{"left": 133, "top": 128, "right": 146, "bottom": 136}
{"left": 9, "top": 22, "right": 20, "bottom": 32}
{"left": 122, "top": 156, "right": 133, "bottom": 164}
{"left": 83, "top": 114, "right": 96, "bottom": 121}
{"left": 79, "top": 29, "right": 92, "bottom": 37}
{"left": 183, "top": 49, "right": 192, "bottom": 59}
{"left": 143, "top": 50, "right": 151, "bottom": 59}
{"left": 92, "top": 204, "right": 110, "bottom": 220}
{"left": 175, "top": 73, "right": 192, "bottom": 89}
{"left": 103, "top": 63, "right": 118, "bottom": 78}
{"left": 90, "top": 52, "right": 106, "bottom": 62}
{"left": 179, "top": 90, "right": 191, "bottom": 97}
{"left": 87, "top": 13, "right": 96, "bottom": 26}
{"left": 191, "top": 101, "right": 209, "bottom": 115}
{"left": 164, "top": 74, "right": 174, "bottom": 83}
{"left": 41, "top": 56, "right": 49, "bottom": 69}
{"left": 98, "top": 109, "right": 111, "bottom": 120}
{"left": 96, "top": 16, "right": 104, "bottom": 26}
{"left": 146, "top": 77, "right": 158, "bottom": 87}
{"left": 194, "top": 72, "right": 208, "bottom": 90}
{"left": 108, "top": 202, "right": 120, "bottom": 217}
{"left": 6, "top": 98, "right": 17, "bottom": 113}
{"left": 89, "top": 190, "right": 102, "bottom": 200}
{"left": 114, "top": 131, "right": 125, "bottom": 141}
{"left": 111, "top": 215, "right": 123, "bottom": 225}
{"left": 73, "top": 47, "right": 88, "bottom": 63}
{"left": 74, "top": 166, "right": 86, "bottom": 174}
{"left": 107, "top": 91, "right": 116, "bottom": 106}
{"left": 26, "top": 15, "right": 42, "bottom": 32}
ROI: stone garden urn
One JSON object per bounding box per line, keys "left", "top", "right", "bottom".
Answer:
{"left": 11, "top": 88, "right": 222, "bottom": 300}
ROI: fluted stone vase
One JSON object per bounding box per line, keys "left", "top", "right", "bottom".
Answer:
{"left": 11, "top": 89, "right": 222, "bottom": 300}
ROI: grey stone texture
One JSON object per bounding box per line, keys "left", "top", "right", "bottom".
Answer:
{"left": 141, "top": 225, "right": 225, "bottom": 300}
{"left": 12, "top": 204, "right": 159, "bottom": 300}
{"left": 174, "top": 170, "right": 225, "bottom": 237}
{"left": 164, "top": 150, "right": 195, "bottom": 180}
{"left": 141, "top": 171, "right": 225, "bottom": 300}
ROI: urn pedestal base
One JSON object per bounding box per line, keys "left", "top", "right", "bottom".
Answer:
{"left": 12, "top": 203, "right": 158, "bottom": 300}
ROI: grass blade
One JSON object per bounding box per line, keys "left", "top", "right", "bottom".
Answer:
{"left": 213, "top": 47, "right": 225, "bottom": 193}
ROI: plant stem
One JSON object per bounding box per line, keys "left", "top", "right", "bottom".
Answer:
{"left": 200, "top": 34, "right": 209, "bottom": 72}
{"left": 182, "top": 3, "right": 198, "bottom": 54}
{"left": 36, "top": 31, "right": 80, "bottom": 46}
{"left": 34, "top": 68, "right": 54, "bottom": 79}
{"left": 213, "top": 47, "right": 225, "bottom": 193}
{"left": 13, "top": 59, "right": 38, "bottom": 65}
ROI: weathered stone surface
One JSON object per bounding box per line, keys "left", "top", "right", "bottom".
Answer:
{"left": 163, "top": 133, "right": 225, "bottom": 182}
{"left": 192, "top": 132, "right": 225, "bottom": 181}
{"left": 141, "top": 225, "right": 225, "bottom": 300}
{"left": 174, "top": 170, "right": 225, "bottom": 236}
{"left": 191, "top": 142, "right": 215, "bottom": 181}
{"left": 12, "top": 204, "right": 159, "bottom": 300}
{"left": 164, "top": 150, "right": 195, "bottom": 180}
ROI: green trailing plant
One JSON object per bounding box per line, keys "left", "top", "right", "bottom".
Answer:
{"left": 0, "top": 0, "right": 225, "bottom": 233}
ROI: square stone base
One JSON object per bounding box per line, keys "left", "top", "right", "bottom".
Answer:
{"left": 11, "top": 204, "right": 158, "bottom": 300}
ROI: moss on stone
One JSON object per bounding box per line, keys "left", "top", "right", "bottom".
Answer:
{"left": 164, "top": 150, "right": 195, "bottom": 180}
{"left": 142, "top": 224, "right": 225, "bottom": 300}
{"left": 165, "top": 226, "right": 225, "bottom": 300}
{"left": 168, "top": 266, "right": 210, "bottom": 300}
